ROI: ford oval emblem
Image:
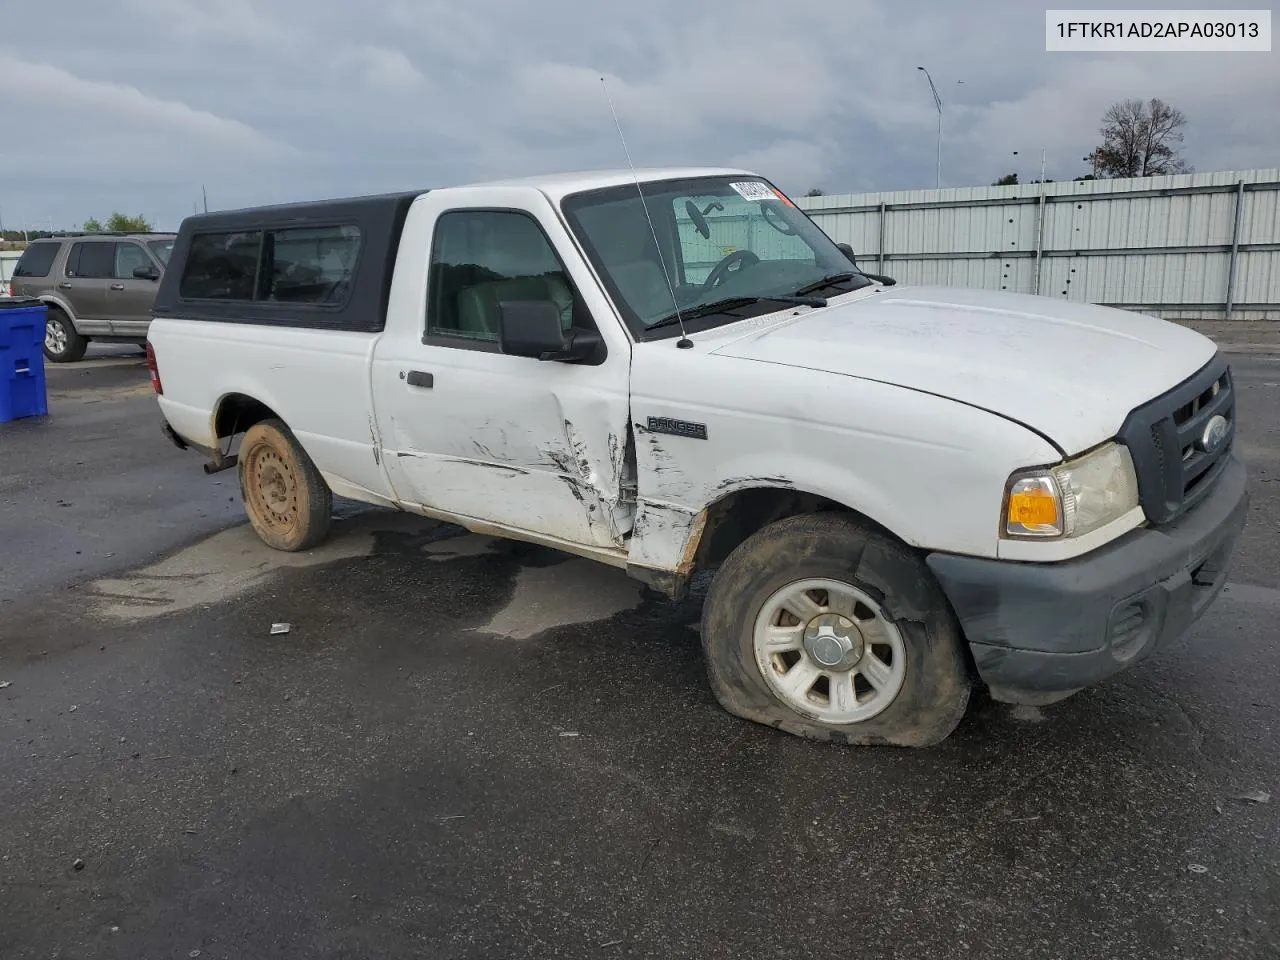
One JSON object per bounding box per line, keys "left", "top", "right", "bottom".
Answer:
{"left": 1200, "top": 414, "right": 1229, "bottom": 454}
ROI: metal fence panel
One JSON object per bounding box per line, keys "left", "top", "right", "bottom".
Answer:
{"left": 797, "top": 169, "right": 1280, "bottom": 320}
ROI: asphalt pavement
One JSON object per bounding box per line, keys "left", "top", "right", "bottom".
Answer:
{"left": 0, "top": 344, "right": 242, "bottom": 604}
{"left": 1, "top": 344, "right": 1279, "bottom": 959}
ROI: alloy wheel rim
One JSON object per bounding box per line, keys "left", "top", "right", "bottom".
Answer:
{"left": 753, "top": 578, "right": 907, "bottom": 724}
{"left": 46, "top": 319, "right": 67, "bottom": 354}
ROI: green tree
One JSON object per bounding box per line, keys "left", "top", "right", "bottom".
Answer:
{"left": 805, "top": 188, "right": 825, "bottom": 197}
{"left": 82, "top": 217, "right": 103, "bottom": 233}
{"left": 1088, "top": 98, "right": 1191, "bottom": 178}
{"left": 992, "top": 173, "right": 1019, "bottom": 186}
{"left": 105, "top": 212, "right": 153, "bottom": 232}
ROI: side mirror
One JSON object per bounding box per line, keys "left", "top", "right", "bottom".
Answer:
{"left": 133, "top": 265, "right": 160, "bottom": 281}
{"left": 498, "top": 300, "right": 602, "bottom": 363}
{"left": 836, "top": 242, "right": 896, "bottom": 286}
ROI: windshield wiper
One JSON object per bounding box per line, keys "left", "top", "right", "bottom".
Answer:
{"left": 795, "top": 272, "right": 862, "bottom": 296}
{"left": 646, "top": 294, "right": 827, "bottom": 334}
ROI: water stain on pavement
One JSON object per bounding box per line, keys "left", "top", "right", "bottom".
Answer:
{"left": 88, "top": 510, "right": 646, "bottom": 640}
{"left": 86, "top": 514, "right": 411, "bottom": 621}
{"left": 478, "top": 558, "right": 644, "bottom": 640}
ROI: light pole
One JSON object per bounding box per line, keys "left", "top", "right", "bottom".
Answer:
{"left": 916, "top": 66, "right": 942, "bottom": 189}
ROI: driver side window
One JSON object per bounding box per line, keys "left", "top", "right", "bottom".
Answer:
{"left": 114, "top": 242, "right": 154, "bottom": 279}
{"left": 674, "top": 195, "right": 814, "bottom": 284}
{"left": 426, "top": 210, "right": 587, "bottom": 347}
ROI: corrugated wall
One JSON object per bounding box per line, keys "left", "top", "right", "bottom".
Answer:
{"left": 795, "top": 169, "right": 1280, "bottom": 321}
{"left": 0, "top": 251, "right": 20, "bottom": 285}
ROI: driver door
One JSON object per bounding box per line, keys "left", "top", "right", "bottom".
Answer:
{"left": 370, "top": 188, "right": 636, "bottom": 553}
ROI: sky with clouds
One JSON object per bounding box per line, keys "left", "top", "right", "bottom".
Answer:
{"left": 0, "top": 0, "right": 1276, "bottom": 231}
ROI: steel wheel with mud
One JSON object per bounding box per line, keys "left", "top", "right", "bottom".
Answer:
{"left": 238, "top": 418, "right": 332, "bottom": 551}
{"left": 700, "top": 513, "right": 971, "bottom": 747}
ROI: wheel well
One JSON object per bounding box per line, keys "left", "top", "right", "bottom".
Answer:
{"left": 692, "top": 487, "right": 896, "bottom": 570}
{"left": 214, "top": 393, "right": 280, "bottom": 441}
{"left": 688, "top": 487, "right": 982, "bottom": 686}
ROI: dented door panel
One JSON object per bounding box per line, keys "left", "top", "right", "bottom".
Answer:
{"left": 370, "top": 186, "right": 636, "bottom": 551}
{"left": 379, "top": 349, "right": 631, "bottom": 548}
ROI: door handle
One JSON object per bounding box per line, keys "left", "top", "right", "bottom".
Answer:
{"left": 406, "top": 370, "right": 434, "bottom": 388}
{"left": 109, "top": 283, "right": 125, "bottom": 291}
{"left": 58, "top": 282, "right": 73, "bottom": 289}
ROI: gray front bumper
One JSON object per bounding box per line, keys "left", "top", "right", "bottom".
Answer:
{"left": 926, "top": 453, "right": 1249, "bottom": 705}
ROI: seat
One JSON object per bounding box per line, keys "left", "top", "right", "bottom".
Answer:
{"left": 456, "top": 275, "right": 574, "bottom": 340}
{"left": 452, "top": 215, "right": 576, "bottom": 340}
{"left": 572, "top": 200, "right": 673, "bottom": 324}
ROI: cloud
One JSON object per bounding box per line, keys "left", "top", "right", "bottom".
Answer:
{"left": 730, "top": 139, "right": 835, "bottom": 193}
{"left": 0, "top": 0, "right": 1275, "bottom": 228}
{"left": 344, "top": 46, "right": 427, "bottom": 92}
{"left": 123, "top": 0, "right": 291, "bottom": 46}
{"left": 954, "top": 50, "right": 1280, "bottom": 182}
{"left": 0, "top": 54, "right": 290, "bottom": 156}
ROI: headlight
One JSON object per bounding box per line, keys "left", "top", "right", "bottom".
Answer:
{"left": 1004, "top": 442, "right": 1140, "bottom": 539}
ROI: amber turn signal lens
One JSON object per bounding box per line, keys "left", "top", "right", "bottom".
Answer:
{"left": 1008, "top": 488, "right": 1059, "bottom": 527}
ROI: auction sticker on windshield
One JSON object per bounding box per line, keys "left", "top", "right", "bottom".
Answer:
{"left": 729, "top": 181, "right": 777, "bottom": 201}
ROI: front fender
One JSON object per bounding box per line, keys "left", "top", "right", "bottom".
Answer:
{"left": 626, "top": 466, "right": 905, "bottom": 583}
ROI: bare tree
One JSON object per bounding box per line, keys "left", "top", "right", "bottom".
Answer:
{"left": 1088, "top": 98, "right": 1191, "bottom": 178}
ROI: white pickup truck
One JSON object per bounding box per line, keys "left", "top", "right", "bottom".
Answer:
{"left": 148, "top": 167, "right": 1248, "bottom": 747}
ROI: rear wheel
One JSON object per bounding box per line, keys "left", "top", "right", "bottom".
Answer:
{"left": 238, "top": 418, "right": 332, "bottom": 551}
{"left": 700, "top": 513, "right": 971, "bottom": 747}
{"left": 43, "top": 308, "right": 88, "bottom": 363}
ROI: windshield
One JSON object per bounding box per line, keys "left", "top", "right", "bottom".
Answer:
{"left": 148, "top": 239, "right": 175, "bottom": 266}
{"left": 561, "top": 176, "right": 871, "bottom": 338}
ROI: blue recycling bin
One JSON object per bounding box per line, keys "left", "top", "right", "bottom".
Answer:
{"left": 0, "top": 298, "right": 49, "bottom": 423}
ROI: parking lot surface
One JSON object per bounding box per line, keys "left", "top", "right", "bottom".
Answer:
{"left": 2, "top": 347, "right": 1279, "bottom": 959}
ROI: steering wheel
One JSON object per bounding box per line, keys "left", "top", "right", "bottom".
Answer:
{"left": 703, "top": 249, "right": 760, "bottom": 290}
{"left": 761, "top": 203, "right": 797, "bottom": 236}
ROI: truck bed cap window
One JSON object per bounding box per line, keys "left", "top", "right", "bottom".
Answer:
{"left": 179, "top": 231, "right": 263, "bottom": 301}
{"left": 154, "top": 189, "right": 424, "bottom": 332}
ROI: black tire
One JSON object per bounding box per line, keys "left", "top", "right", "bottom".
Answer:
{"left": 43, "top": 307, "right": 88, "bottom": 363}
{"left": 237, "top": 418, "right": 332, "bottom": 551}
{"left": 700, "top": 513, "right": 971, "bottom": 747}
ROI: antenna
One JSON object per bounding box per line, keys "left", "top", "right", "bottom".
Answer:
{"left": 600, "top": 76, "right": 692, "bottom": 349}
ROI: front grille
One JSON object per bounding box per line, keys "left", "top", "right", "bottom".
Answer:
{"left": 1116, "top": 353, "right": 1235, "bottom": 526}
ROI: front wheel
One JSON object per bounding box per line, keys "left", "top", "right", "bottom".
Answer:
{"left": 44, "top": 308, "right": 88, "bottom": 362}
{"left": 237, "top": 418, "right": 332, "bottom": 551}
{"left": 700, "top": 513, "right": 971, "bottom": 747}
